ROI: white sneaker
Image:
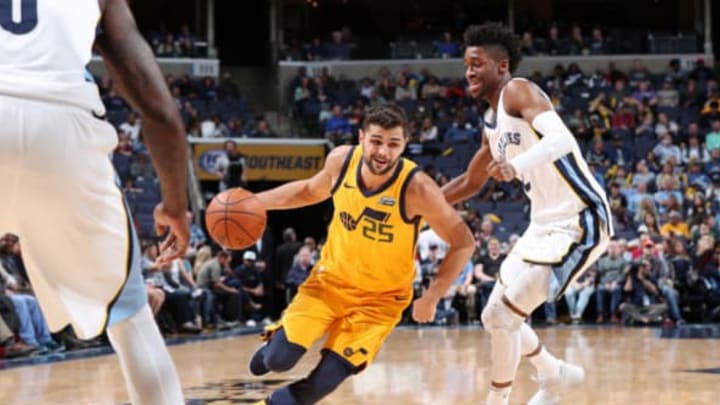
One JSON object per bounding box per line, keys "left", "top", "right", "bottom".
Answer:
{"left": 527, "top": 360, "right": 585, "bottom": 405}
{"left": 246, "top": 319, "right": 258, "bottom": 328}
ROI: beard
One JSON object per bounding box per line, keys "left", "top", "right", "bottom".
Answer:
{"left": 364, "top": 155, "right": 398, "bottom": 176}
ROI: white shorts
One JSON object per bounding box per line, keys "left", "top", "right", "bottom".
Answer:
{"left": 0, "top": 95, "right": 146, "bottom": 339}
{"left": 502, "top": 208, "right": 610, "bottom": 299}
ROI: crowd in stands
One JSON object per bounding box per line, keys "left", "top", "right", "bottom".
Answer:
{"left": 281, "top": 26, "right": 355, "bottom": 61}
{"left": 101, "top": 51, "right": 720, "bottom": 333}
{"left": 0, "top": 234, "right": 107, "bottom": 359}
{"left": 3, "top": 39, "right": 720, "bottom": 361}
{"left": 138, "top": 225, "right": 328, "bottom": 336}
{"left": 101, "top": 72, "right": 280, "bottom": 142}
{"left": 0, "top": 218, "right": 327, "bottom": 358}
{"left": 145, "top": 23, "right": 207, "bottom": 58}
{"left": 289, "top": 55, "right": 720, "bottom": 327}
{"left": 280, "top": 22, "right": 698, "bottom": 61}
{"left": 81, "top": 54, "right": 720, "bottom": 333}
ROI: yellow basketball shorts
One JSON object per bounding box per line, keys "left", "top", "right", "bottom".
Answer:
{"left": 276, "top": 273, "right": 411, "bottom": 371}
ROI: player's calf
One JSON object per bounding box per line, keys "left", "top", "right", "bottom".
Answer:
{"left": 481, "top": 295, "right": 528, "bottom": 405}
{"left": 265, "top": 349, "right": 354, "bottom": 405}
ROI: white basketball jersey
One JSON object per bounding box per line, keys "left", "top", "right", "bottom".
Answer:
{"left": 484, "top": 78, "right": 612, "bottom": 231}
{"left": 0, "top": 0, "right": 104, "bottom": 113}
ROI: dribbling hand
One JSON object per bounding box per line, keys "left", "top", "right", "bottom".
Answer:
{"left": 487, "top": 159, "right": 517, "bottom": 182}
{"left": 153, "top": 203, "right": 190, "bottom": 264}
{"left": 412, "top": 295, "right": 438, "bottom": 323}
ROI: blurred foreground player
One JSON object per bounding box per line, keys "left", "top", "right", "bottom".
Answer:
{"left": 0, "top": 1, "right": 189, "bottom": 403}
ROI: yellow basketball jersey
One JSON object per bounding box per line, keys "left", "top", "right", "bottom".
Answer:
{"left": 315, "top": 146, "right": 421, "bottom": 294}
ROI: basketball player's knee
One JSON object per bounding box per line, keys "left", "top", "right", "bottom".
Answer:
{"left": 481, "top": 300, "right": 524, "bottom": 334}
{"left": 264, "top": 328, "right": 306, "bottom": 372}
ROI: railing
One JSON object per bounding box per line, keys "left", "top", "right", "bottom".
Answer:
{"left": 88, "top": 56, "right": 220, "bottom": 79}
{"left": 277, "top": 53, "right": 712, "bottom": 110}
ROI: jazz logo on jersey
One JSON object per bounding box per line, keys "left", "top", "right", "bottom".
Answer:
{"left": 498, "top": 131, "right": 521, "bottom": 157}
{"left": 339, "top": 207, "right": 394, "bottom": 243}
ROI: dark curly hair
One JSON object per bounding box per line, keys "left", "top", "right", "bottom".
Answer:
{"left": 463, "top": 22, "right": 522, "bottom": 73}
{"left": 362, "top": 103, "right": 408, "bottom": 137}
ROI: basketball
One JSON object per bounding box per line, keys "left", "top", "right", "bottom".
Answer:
{"left": 205, "top": 188, "right": 267, "bottom": 250}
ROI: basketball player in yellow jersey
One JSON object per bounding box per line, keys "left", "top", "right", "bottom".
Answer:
{"left": 244, "top": 104, "right": 474, "bottom": 405}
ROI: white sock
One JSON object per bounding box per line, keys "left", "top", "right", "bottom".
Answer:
{"left": 486, "top": 386, "right": 511, "bottom": 405}
{"left": 107, "top": 305, "right": 185, "bottom": 405}
{"left": 529, "top": 346, "right": 561, "bottom": 378}
{"left": 520, "top": 323, "right": 560, "bottom": 377}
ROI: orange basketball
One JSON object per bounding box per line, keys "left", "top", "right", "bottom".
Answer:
{"left": 205, "top": 188, "right": 267, "bottom": 250}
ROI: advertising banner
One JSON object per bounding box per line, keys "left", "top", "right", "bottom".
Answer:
{"left": 191, "top": 138, "right": 329, "bottom": 181}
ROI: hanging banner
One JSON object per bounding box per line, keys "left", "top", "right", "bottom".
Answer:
{"left": 191, "top": 138, "right": 330, "bottom": 181}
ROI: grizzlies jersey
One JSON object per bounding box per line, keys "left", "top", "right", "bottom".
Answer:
{"left": 483, "top": 78, "right": 612, "bottom": 234}
{"left": 0, "top": 0, "right": 105, "bottom": 113}
{"left": 317, "top": 146, "right": 421, "bottom": 294}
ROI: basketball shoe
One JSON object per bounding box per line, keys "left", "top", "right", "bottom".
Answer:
{"left": 527, "top": 360, "right": 585, "bottom": 405}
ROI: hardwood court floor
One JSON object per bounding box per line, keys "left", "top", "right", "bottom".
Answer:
{"left": 0, "top": 326, "right": 718, "bottom": 404}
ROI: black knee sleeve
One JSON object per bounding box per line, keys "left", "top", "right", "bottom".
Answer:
{"left": 264, "top": 328, "right": 306, "bottom": 372}
{"left": 284, "top": 349, "right": 354, "bottom": 404}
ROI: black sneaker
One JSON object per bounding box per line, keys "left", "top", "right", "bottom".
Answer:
{"left": 30, "top": 346, "right": 49, "bottom": 357}
{"left": 43, "top": 341, "right": 66, "bottom": 353}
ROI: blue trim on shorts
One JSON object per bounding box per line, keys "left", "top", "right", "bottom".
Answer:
{"left": 554, "top": 154, "right": 611, "bottom": 232}
{"left": 551, "top": 209, "right": 600, "bottom": 298}
{"left": 106, "top": 191, "right": 148, "bottom": 328}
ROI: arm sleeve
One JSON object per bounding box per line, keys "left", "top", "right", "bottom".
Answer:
{"left": 509, "top": 110, "right": 576, "bottom": 173}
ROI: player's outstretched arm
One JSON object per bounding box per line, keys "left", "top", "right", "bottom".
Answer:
{"left": 255, "top": 146, "right": 351, "bottom": 210}
{"left": 406, "top": 172, "right": 475, "bottom": 322}
{"left": 96, "top": 0, "right": 189, "bottom": 261}
{"left": 441, "top": 136, "right": 492, "bottom": 205}
{"left": 501, "top": 79, "right": 576, "bottom": 175}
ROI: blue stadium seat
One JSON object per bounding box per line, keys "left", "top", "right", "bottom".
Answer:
{"left": 657, "top": 105, "right": 680, "bottom": 122}
{"left": 106, "top": 110, "right": 129, "bottom": 127}
{"left": 415, "top": 42, "right": 436, "bottom": 59}
{"left": 389, "top": 41, "right": 416, "bottom": 59}
{"left": 112, "top": 153, "right": 132, "bottom": 180}
{"left": 503, "top": 202, "right": 527, "bottom": 213}
{"left": 679, "top": 107, "right": 701, "bottom": 127}
{"left": 397, "top": 99, "right": 418, "bottom": 118}
{"left": 501, "top": 212, "right": 529, "bottom": 230}
{"left": 412, "top": 155, "right": 435, "bottom": 168}
{"left": 471, "top": 201, "right": 498, "bottom": 215}
{"left": 633, "top": 135, "right": 656, "bottom": 161}
{"left": 494, "top": 229, "right": 513, "bottom": 242}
